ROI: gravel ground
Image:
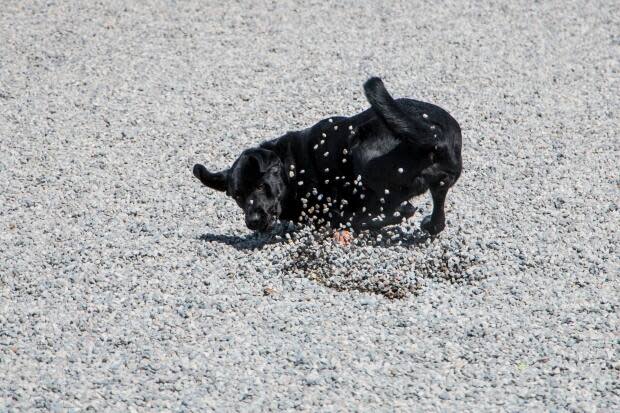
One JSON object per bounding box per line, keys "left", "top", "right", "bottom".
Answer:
{"left": 1, "top": 0, "right": 618, "bottom": 410}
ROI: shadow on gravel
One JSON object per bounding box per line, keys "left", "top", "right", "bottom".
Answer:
{"left": 198, "top": 232, "right": 277, "bottom": 251}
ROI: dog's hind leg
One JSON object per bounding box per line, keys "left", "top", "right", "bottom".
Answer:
{"left": 417, "top": 159, "right": 460, "bottom": 235}
{"left": 421, "top": 185, "right": 448, "bottom": 235}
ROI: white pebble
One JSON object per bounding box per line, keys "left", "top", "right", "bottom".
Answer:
{"left": 290, "top": 164, "right": 295, "bottom": 170}
{"left": 324, "top": 179, "right": 330, "bottom": 184}
{"left": 289, "top": 171, "right": 295, "bottom": 177}
{"left": 324, "top": 168, "right": 329, "bottom": 173}
{"left": 334, "top": 125, "right": 338, "bottom": 130}
{"left": 348, "top": 125, "right": 353, "bottom": 130}
{"left": 384, "top": 189, "right": 390, "bottom": 195}
{"left": 313, "top": 144, "right": 318, "bottom": 150}
{"left": 342, "top": 158, "right": 347, "bottom": 163}
{"left": 328, "top": 118, "right": 333, "bottom": 123}
{"left": 298, "top": 181, "right": 304, "bottom": 186}
{"left": 360, "top": 194, "right": 365, "bottom": 199}
{"left": 249, "top": 200, "right": 254, "bottom": 205}
{"left": 397, "top": 167, "right": 404, "bottom": 173}
{"left": 422, "top": 113, "right": 428, "bottom": 119}
{"left": 342, "top": 148, "right": 348, "bottom": 154}
{"left": 322, "top": 133, "right": 327, "bottom": 138}
{"left": 324, "top": 152, "right": 329, "bottom": 157}
{"left": 299, "top": 169, "right": 305, "bottom": 174}
{"left": 393, "top": 211, "right": 401, "bottom": 217}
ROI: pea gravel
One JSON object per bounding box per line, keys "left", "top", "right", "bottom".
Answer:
{"left": 1, "top": 0, "right": 618, "bottom": 411}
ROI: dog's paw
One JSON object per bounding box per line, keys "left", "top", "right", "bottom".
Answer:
{"left": 398, "top": 202, "right": 417, "bottom": 219}
{"left": 332, "top": 229, "right": 353, "bottom": 246}
{"left": 421, "top": 215, "right": 445, "bottom": 235}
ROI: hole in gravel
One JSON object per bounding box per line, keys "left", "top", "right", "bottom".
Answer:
{"left": 275, "top": 225, "right": 483, "bottom": 299}
{"left": 198, "top": 222, "right": 485, "bottom": 299}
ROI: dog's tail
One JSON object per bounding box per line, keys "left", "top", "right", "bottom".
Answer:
{"left": 363, "top": 77, "right": 435, "bottom": 148}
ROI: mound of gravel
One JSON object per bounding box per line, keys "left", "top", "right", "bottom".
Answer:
{"left": 1, "top": 0, "right": 618, "bottom": 411}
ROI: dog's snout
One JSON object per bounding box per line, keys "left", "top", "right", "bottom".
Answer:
{"left": 246, "top": 212, "right": 267, "bottom": 231}
{"left": 246, "top": 213, "right": 261, "bottom": 229}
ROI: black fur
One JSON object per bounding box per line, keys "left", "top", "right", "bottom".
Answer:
{"left": 193, "top": 77, "right": 462, "bottom": 235}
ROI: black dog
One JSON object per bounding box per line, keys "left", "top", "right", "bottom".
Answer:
{"left": 193, "top": 77, "right": 462, "bottom": 235}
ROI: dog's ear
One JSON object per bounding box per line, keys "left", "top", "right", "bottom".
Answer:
{"left": 266, "top": 157, "right": 283, "bottom": 176}
{"left": 193, "top": 163, "right": 229, "bottom": 192}
{"left": 243, "top": 155, "right": 262, "bottom": 178}
{"left": 253, "top": 149, "right": 282, "bottom": 176}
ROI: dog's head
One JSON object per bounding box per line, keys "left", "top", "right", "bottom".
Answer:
{"left": 193, "top": 148, "right": 287, "bottom": 232}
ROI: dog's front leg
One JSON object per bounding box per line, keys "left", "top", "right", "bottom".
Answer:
{"left": 345, "top": 193, "right": 416, "bottom": 231}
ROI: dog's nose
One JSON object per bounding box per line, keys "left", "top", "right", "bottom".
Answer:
{"left": 246, "top": 213, "right": 266, "bottom": 231}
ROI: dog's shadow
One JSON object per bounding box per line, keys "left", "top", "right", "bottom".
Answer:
{"left": 198, "top": 232, "right": 279, "bottom": 251}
